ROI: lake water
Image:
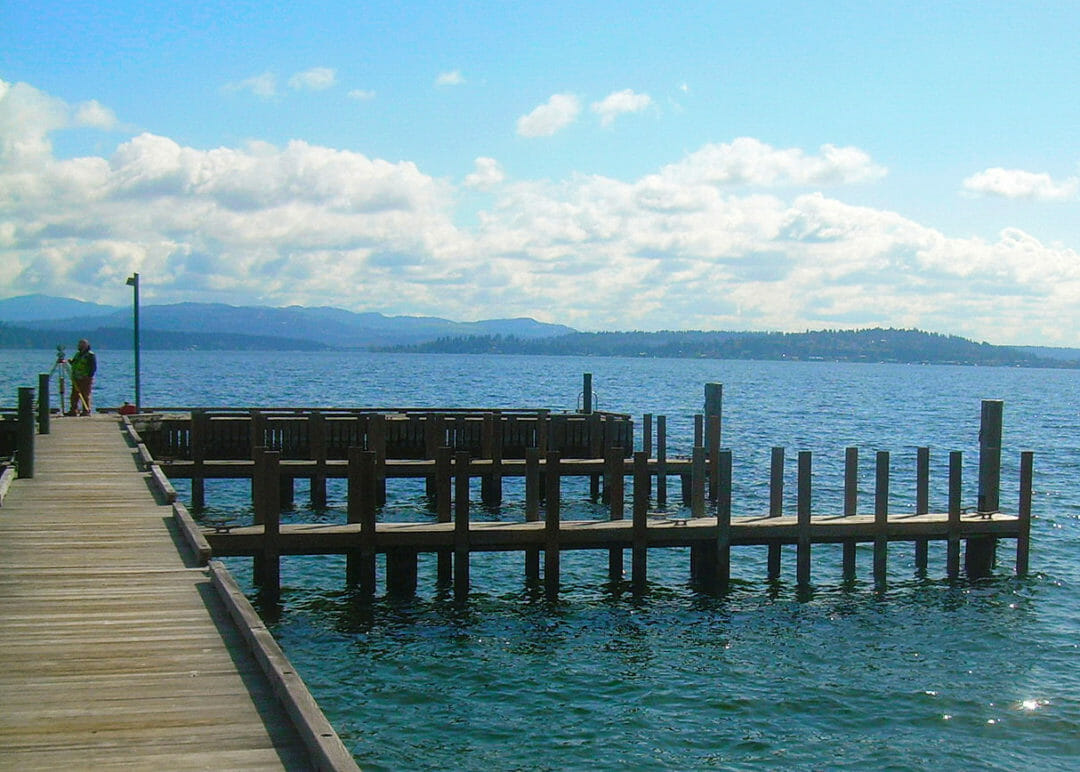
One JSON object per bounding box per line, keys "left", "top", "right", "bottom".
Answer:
{"left": 3, "top": 350, "right": 1078, "bottom": 770}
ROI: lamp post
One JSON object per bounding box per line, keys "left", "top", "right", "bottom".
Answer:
{"left": 126, "top": 273, "right": 141, "bottom": 411}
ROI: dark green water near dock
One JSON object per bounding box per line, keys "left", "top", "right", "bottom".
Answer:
{"left": 4, "top": 351, "right": 1078, "bottom": 770}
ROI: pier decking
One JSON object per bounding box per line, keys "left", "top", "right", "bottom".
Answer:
{"left": 0, "top": 416, "right": 356, "bottom": 770}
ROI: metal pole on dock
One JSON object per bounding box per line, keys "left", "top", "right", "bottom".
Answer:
{"left": 125, "top": 272, "right": 141, "bottom": 411}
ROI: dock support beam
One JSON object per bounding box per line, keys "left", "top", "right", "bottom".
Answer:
{"left": 768, "top": 447, "right": 784, "bottom": 580}
{"left": 606, "top": 446, "right": 624, "bottom": 583}
{"left": 796, "top": 451, "right": 812, "bottom": 587}
{"left": 967, "top": 400, "right": 1002, "bottom": 578}
{"left": 454, "top": 451, "right": 471, "bottom": 600}
{"left": 252, "top": 447, "right": 281, "bottom": 602}
{"left": 843, "top": 447, "right": 858, "bottom": 580}
{"left": 632, "top": 451, "right": 649, "bottom": 593}
{"left": 525, "top": 447, "right": 541, "bottom": 580}
{"left": 544, "top": 451, "right": 561, "bottom": 598}
{"left": 874, "top": 450, "right": 889, "bottom": 586}
{"left": 347, "top": 448, "right": 377, "bottom": 594}
{"left": 1017, "top": 451, "right": 1033, "bottom": 576}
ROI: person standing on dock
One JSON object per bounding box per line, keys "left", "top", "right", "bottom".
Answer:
{"left": 67, "top": 338, "right": 97, "bottom": 416}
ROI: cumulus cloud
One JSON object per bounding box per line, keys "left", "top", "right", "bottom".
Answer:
{"left": 962, "top": 167, "right": 1078, "bottom": 201}
{"left": 435, "top": 70, "right": 465, "bottom": 86}
{"left": 288, "top": 67, "right": 336, "bottom": 91}
{"left": 5, "top": 80, "right": 1080, "bottom": 344}
{"left": 73, "top": 100, "right": 119, "bottom": 130}
{"left": 223, "top": 72, "right": 278, "bottom": 98}
{"left": 658, "top": 137, "right": 887, "bottom": 187}
{"left": 516, "top": 94, "right": 580, "bottom": 138}
{"left": 591, "top": 89, "right": 652, "bottom": 126}
{"left": 464, "top": 157, "right": 505, "bottom": 191}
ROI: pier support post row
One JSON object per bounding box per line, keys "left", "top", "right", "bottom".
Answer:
{"left": 967, "top": 399, "right": 1002, "bottom": 578}
{"left": 17, "top": 387, "right": 34, "bottom": 479}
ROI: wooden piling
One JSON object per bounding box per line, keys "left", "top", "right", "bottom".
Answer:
{"left": 481, "top": 412, "right": 503, "bottom": 506}
{"left": 707, "top": 416, "right": 721, "bottom": 502}
{"left": 1017, "top": 450, "right": 1033, "bottom": 576}
{"left": 843, "top": 447, "right": 858, "bottom": 580}
{"left": 370, "top": 413, "right": 388, "bottom": 506}
{"left": 915, "top": 446, "right": 930, "bottom": 571}
{"left": 656, "top": 416, "right": 668, "bottom": 505}
{"left": 768, "top": 447, "right": 783, "bottom": 580}
{"left": 424, "top": 413, "right": 442, "bottom": 497}
{"left": 715, "top": 450, "right": 733, "bottom": 591}
{"left": 874, "top": 451, "right": 889, "bottom": 585}
{"left": 632, "top": 451, "right": 649, "bottom": 592}
{"left": 690, "top": 445, "right": 706, "bottom": 518}
{"left": 347, "top": 448, "right": 378, "bottom": 594}
{"left": 309, "top": 411, "right": 327, "bottom": 507}
{"left": 545, "top": 450, "right": 561, "bottom": 597}
{"left": 947, "top": 451, "right": 962, "bottom": 579}
{"left": 190, "top": 409, "right": 208, "bottom": 508}
{"left": 589, "top": 412, "right": 603, "bottom": 501}
{"left": 454, "top": 450, "right": 470, "bottom": 599}
{"left": 386, "top": 548, "right": 418, "bottom": 596}
{"left": 705, "top": 383, "right": 722, "bottom": 500}
{"left": 16, "top": 387, "right": 34, "bottom": 479}
{"left": 796, "top": 451, "right": 812, "bottom": 586}
{"left": 606, "top": 446, "right": 624, "bottom": 582}
{"left": 436, "top": 446, "right": 452, "bottom": 584}
{"left": 642, "top": 413, "right": 653, "bottom": 457}
{"left": 37, "top": 373, "right": 50, "bottom": 435}
{"left": 253, "top": 448, "right": 281, "bottom": 601}
{"left": 967, "top": 399, "right": 1003, "bottom": 578}
{"left": 524, "top": 447, "right": 541, "bottom": 580}
{"left": 582, "top": 372, "right": 593, "bottom": 414}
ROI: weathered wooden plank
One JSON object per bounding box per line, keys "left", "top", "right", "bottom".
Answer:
{"left": 0, "top": 416, "right": 356, "bottom": 771}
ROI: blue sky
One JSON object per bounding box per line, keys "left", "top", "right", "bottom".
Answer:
{"left": 2, "top": 1, "right": 1079, "bottom": 344}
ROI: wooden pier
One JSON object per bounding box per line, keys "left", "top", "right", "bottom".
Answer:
{"left": 118, "top": 384, "right": 1033, "bottom": 600}
{"left": 0, "top": 415, "right": 357, "bottom": 770}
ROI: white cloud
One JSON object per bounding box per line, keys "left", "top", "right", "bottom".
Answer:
{"left": 962, "top": 167, "right": 1079, "bottom": 201}
{"left": 348, "top": 89, "right": 376, "bottom": 101}
{"left": 6, "top": 80, "right": 1080, "bottom": 344}
{"left": 659, "top": 137, "right": 887, "bottom": 187}
{"left": 591, "top": 89, "right": 652, "bottom": 126}
{"left": 435, "top": 70, "right": 465, "bottom": 87}
{"left": 223, "top": 72, "right": 278, "bottom": 98}
{"left": 516, "top": 94, "right": 581, "bottom": 138}
{"left": 464, "top": 157, "right": 505, "bottom": 191}
{"left": 73, "top": 100, "right": 118, "bottom": 130}
{"left": 288, "top": 67, "right": 337, "bottom": 91}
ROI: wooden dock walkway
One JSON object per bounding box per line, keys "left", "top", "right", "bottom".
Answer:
{"left": 0, "top": 416, "right": 357, "bottom": 770}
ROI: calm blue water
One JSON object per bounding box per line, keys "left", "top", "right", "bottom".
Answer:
{"left": 3, "top": 350, "right": 1078, "bottom": 770}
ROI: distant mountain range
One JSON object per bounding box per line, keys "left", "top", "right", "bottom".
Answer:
{"left": 0, "top": 295, "right": 575, "bottom": 350}
{"left": 1, "top": 294, "right": 1078, "bottom": 368}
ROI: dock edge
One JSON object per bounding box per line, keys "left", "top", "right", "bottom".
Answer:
{"left": 208, "top": 560, "right": 360, "bottom": 772}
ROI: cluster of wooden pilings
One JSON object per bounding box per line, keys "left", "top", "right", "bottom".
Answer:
{"left": 142, "top": 385, "right": 1034, "bottom": 601}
